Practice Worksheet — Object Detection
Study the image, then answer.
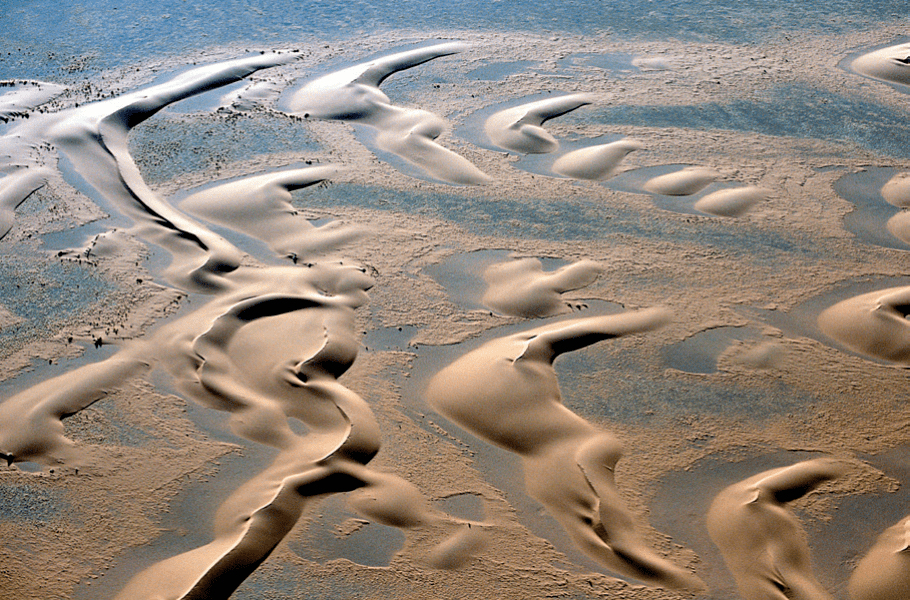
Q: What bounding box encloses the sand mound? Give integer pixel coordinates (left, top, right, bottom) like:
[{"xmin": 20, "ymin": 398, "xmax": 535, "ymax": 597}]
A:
[
  {"xmin": 881, "ymin": 172, "xmax": 910, "ymax": 208},
  {"xmin": 551, "ymin": 138, "xmax": 644, "ymax": 181},
  {"xmin": 849, "ymin": 515, "xmax": 910, "ymax": 600},
  {"xmin": 707, "ymin": 458, "xmax": 846, "ymax": 600},
  {"xmin": 632, "ymin": 57, "xmax": 673, "ymax": 71},
  {"xmin": 286, "ymin": 43, "xmax": 490, "ymax": 185},
  {"xmin": 484, "ymin": 93, "xmax": 594, "ymax": 154},
  {"xmin": 481, "ymin": 258, "xmax": 602, "ymax": 317},
  {"xmin": 694, "ymin": 186, "xmax": 767, "ymax": 217},
  {"xmin": 851, "ymin": 42, "xmax": 910, "ymax": 87},
  {"xmin": 817, "ymin": 286, "xmax": 910, "ymax": 364},
  {"xmin": 886, "ymin": 211, "xmax": 910, "ymax": 246},
  {"xmin": 643, "ymin": 166, "xmax": 720, "ymax": 196},
  {"xmin": 426, "ymin": 309, "xmax": 704, "ymax": 591}
]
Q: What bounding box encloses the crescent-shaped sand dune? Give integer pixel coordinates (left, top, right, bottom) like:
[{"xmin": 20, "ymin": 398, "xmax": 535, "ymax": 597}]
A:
[
  {"xmin": 643, "ymin": 166, "xmax": 721, "ymax": 196},
  {"xmin": 551, "ymin": 138, "xmax": 644, "ymax": 181},
  {"xmin": 481, "ymin": 257, "xmax": 602, "ymax": 317},
  {"xmin": 484, "ymin": 93, "xmax": 595, "ymax": 154},
  {"xmin": 707, "ymin": 458, "xmax": 847, "ymax": 600},
  {"xmin": 849, "ymin": 515, "xmax": 910, "ymax": 600},
  {"xmin": 817, "ymin": 286, "xmax": 910, "ymax": 364},
  {"xmin": 694, "ymin": 186, "xmax": 767, "ymax": 217},
  {"xmin": 286, "ymin": 43, "xmax": 490, "ymax": 185},
  {"xmin": 850, "ymin": 42, "xmax": 910, "ymax": 87}
]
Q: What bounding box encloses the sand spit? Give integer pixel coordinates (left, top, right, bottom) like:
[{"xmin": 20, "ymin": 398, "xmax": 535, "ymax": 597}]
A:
[
  {"xmin": 642, "ymin": 166, "xmax": 721, "ymax": 196},
  {"xmin": 425, "ymin": 309, "xmax": 704, "ymax": 591},
  {"xmin": 0, "ymin": 51, "xmax": 299, "ymax": 291},
  {"xmin": 817, "ymin": 286, "xmax": 910, "ymax": 364},
  {"xmin": 286, "ymin": 43, "xmax": 490, "ymax": 185},
  {"xmin": 850, "ymin": 42, "xmax": 910, "ymax": 87},
  {"xmin": 881, "ymin": 172, "xmax": 910, "ymax": 208},
  {"xmin": 481, "ymin": 257, "xmax": 602, "ymax": 317},
  {"xmin": 693, "ymin": 186, "xmax": 767, "ymax": 217},
  {"xmin": 179, "ymin": 166, "xmax": 363, "ymax": 261},
  {"xmin": 483, "ymin": 93, "xmax": 594, "ymax": 154},
  {"xmin": 551, "ymin": 138, "xmax": 644, "ymax": 181},
  {"xmin": 848, "ymin": 515, "xmax": 910, "ymax": 600},
  {"xmin": 707, "ymin": 458, "xmax": 847, "ymax": 600}
]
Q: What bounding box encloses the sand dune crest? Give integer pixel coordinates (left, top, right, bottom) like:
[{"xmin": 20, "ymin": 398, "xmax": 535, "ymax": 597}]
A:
[
  {"xmin": 484, "ymin": 93, "xmax": 594, "ymax": 154},
  {"xmin": 643, "ymin": 166, "xmax": 720, "ymax": 196},
  {"xmin": 551, "ymin": 138, "xmax": 644, "ymax": 181},
  {"xmin": 817, "ymin": 286, "xmax": 910, "ymax": 364},
  {"xmin": 481, "ymin": 257, "xmax": 602, "ymax": 317}
]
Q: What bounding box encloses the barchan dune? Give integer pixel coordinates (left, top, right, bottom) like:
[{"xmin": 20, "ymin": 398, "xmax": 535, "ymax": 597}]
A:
[
  {"xmin": 707, "ymin": 458, "xmax": 847, "ymax": 600},
  {"xmin": 286, "ymin": 42, "xmax": 490, "ymax": 185},
  {"xmin": 484, "ymin": 93, "xmax": 594, "ymax": 154},
  {"xmin": 849, "ymin": 515, "xmax": 910, "ymax": 600},
  {"xmin": 881, "ymin": 172, "xmax": 910, "ymax": 208},
  {"xmin": 694, "ymin": 186, "xmax": 767, "ymax": 217},
  {"xmin": 850, "ymin": 42, "xmax": 910, "ymax": 87},
  {"xmin": 551, "ymin": 138, "xmax": 644, "ymax": 181},
  {"xmin": 643, "ymin": 166, "xmax": 720, "ymax": 196},
  {"xmin": 817, "ymin": 286, "xmax": 910, "ymax": 364},
  {"xmin": 481, "ymin": 257, "xmax": 602, "ymax": 317},
  {"xmin": 425, "ymin": 308, "xmax": 704, "ymax": 591}
]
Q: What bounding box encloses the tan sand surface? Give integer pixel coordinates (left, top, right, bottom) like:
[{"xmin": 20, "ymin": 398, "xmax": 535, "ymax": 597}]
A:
[
  {"xmin": 484, "ymin": 93, "xmax": 594, "ymax": 154},
  {"xmin": 850, "ymin": 42, "xmax": 910, "ymax": 87},
  {"xmin": 848, "ymin": 516, "xmax": 910, "ymax": 600},
  {"xmin": 551, "ymin": 139, "xmax": 644, "ymax": 181},
  {"xmin": 481, "ymin": 257, "xmax": 602, "ymax": 317},
  {"xmin": 817, "ymin": 286, "xmax": 910, "ymax": 364},
  {"xmin": 881, "ymin": 172, "xmax": 910, "ymax": 208},
  {"xmin": 693, "ymin": 186, "xmax": 767, "ymax": 217},
  {"xmin": 643, "ymin": 166, "xmax": 721, "ymax": 196}
]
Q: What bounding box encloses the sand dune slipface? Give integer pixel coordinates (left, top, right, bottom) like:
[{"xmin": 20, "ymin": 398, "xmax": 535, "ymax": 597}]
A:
[
  {"xmin": 693, "ymin": 186, "xmax": 767, "ymax": 217},
  {"xmin": 286, "ymin": 43, "xmax": 490, "ymax": 185},
  {"xmin": 643, "ymin": 166, "xmax": 720, "ymax": 196},
  {"xmin": 481, "ymin": 257, "xmax": 602, "ymax": 317},
  {"xmin": 707, "ymin": 459, "xmax": 847, "ymax": 600},
  {"xmin": 881, "ymin": 173, "xmax": 910, "ymax": 208},
  {"xmin": 179, "ymin": 166, "xmax": 363, "ymax": 261},
  {"xmin": 551, "ymin": 138, "xmax": 644, "ymax": 181},
  {"xmin": 848, "ymin": 515, "xmax": 910, "ymax": 600},
  {"xmin": 817, "ymin": 286, "xmax": 910, "ymax": 364},
  {"xmin": 851, "ymin": 42, "xmax": 910, "ymax": 87},
  {"xmin": 425, "ymin": 309, "xmax": 704, "ymax": 591},
  {"xmin": 484, "ymin": 93, "xmax": 594, "ymax": 154}
]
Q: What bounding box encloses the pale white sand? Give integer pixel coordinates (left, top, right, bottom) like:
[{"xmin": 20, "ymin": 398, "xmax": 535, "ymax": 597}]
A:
[
  {"xmin": 481, "ymin": 257, "xmax": 601, "ymax": 317},
  {"xmin": 484, "ymin": 93, "xmax": 594, "ymax": 154},
  {"xmin": 707, "ymin": 459, "xmax": 847, "ymax": 600},
  {"xmin": 881, "ymin": 172, "xmax": 910, "ymax": 208},
  {"xmin": 885, "ymin": 210, "xmax": 910, "ymax": 245},
  {"xmin": 850, "ymin": 42, "xmax": 910, "ymax": 87},
  {"xmin": 642, "ymin": 166, "xmax": 720, "ymax": 196},
  {"xmin": 817, "ymin": 286, "xmax": 910, "ymax": 364},
  {"xmin": 693, "ymin": 186, "xmax": 767, "ymax": 217},
  {"xmin": 551, "ymin": 138, "xmax": 644, "ymax": 181},
  {"xmin": 286, "ymin": 43, "xmax": 490, "ymax": 185}
]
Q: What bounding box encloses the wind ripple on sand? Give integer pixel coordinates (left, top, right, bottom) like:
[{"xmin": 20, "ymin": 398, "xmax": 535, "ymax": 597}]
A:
[
  {"xmin": 851, "ymin": 42, "xmax": 910, "ymax": 87},
  {"xmin": 707, "ymin": 458, "xmax": 847, "ymax": 600},
  {"xmin": 817, "ymin": 286, "xmax": 910, "ymax": 364},
  {"xmin": 425, "ymin": 309, "xmax": 705, "ymax": 591},
  {"xmin": 481, "ymin": 257, "xmax": 602, "ymax": 317},
  {"xmin": 551, "ymin": 138, "xmax": 643, "ymax": 181},
  {"xmin": 286, "ymin": 42, "xmax": 490, "ymax": 185},
  {"xmin": 484, "ymin": 93, "xmax": 594, "ymax": 154},
  {"xmin": 849, "ymin": 515, "xmax": 910, "ymax": 600},
  {"xmin": 643, "ymin": 166, "xmax": 720, "ymax": 196}
]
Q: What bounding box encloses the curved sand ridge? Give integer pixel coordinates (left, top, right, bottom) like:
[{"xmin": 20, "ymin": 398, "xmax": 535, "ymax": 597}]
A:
[
  {"xmin": 707, "ymin": 459, "xmax": 847, "ymax": 600},
  {"xmin": 850, "ymin": 42, "xmax": 910, "ymax": 87},
  {"xmin": 643, "ymin": 166, "xmax": 721, "ymax": 196},
  {"xmin": 881, "ymin": 172, "xmax": 910, "ymax": 208},
  {"xmin": 0, "ymin": 51, "xmax": 300, "ymax": 291},
  {"xmin": 481, "ymin": 257, "xmax": 602, "ymax": 317},
  {"xmin": 484, "ymin": 93, "xmax": 594, "ymax": 154},
  {"xmin": 286, "ymin": 43, "xmax": 490, "ymax": 185},
  {"xmin": 551, "ymin": 138, "xmax": 644, "ymax": 181},
  {"xmin": 849, "ymin": 515, "xmax": 910, "ymax": 600},
  {"xmin": 817, "ymin": 286, "xmax": 910, "ymax": 364},
  {"xmin": 425, "ymin": 308, "xmax": 705, "ymax": 591},
  {"xmin": 694, "ymin": 186, "xmax": 767, "ymax": 217},
  {"xmin": 180, "ymin": 166, "xmax": 364, "ymax": 262}
]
